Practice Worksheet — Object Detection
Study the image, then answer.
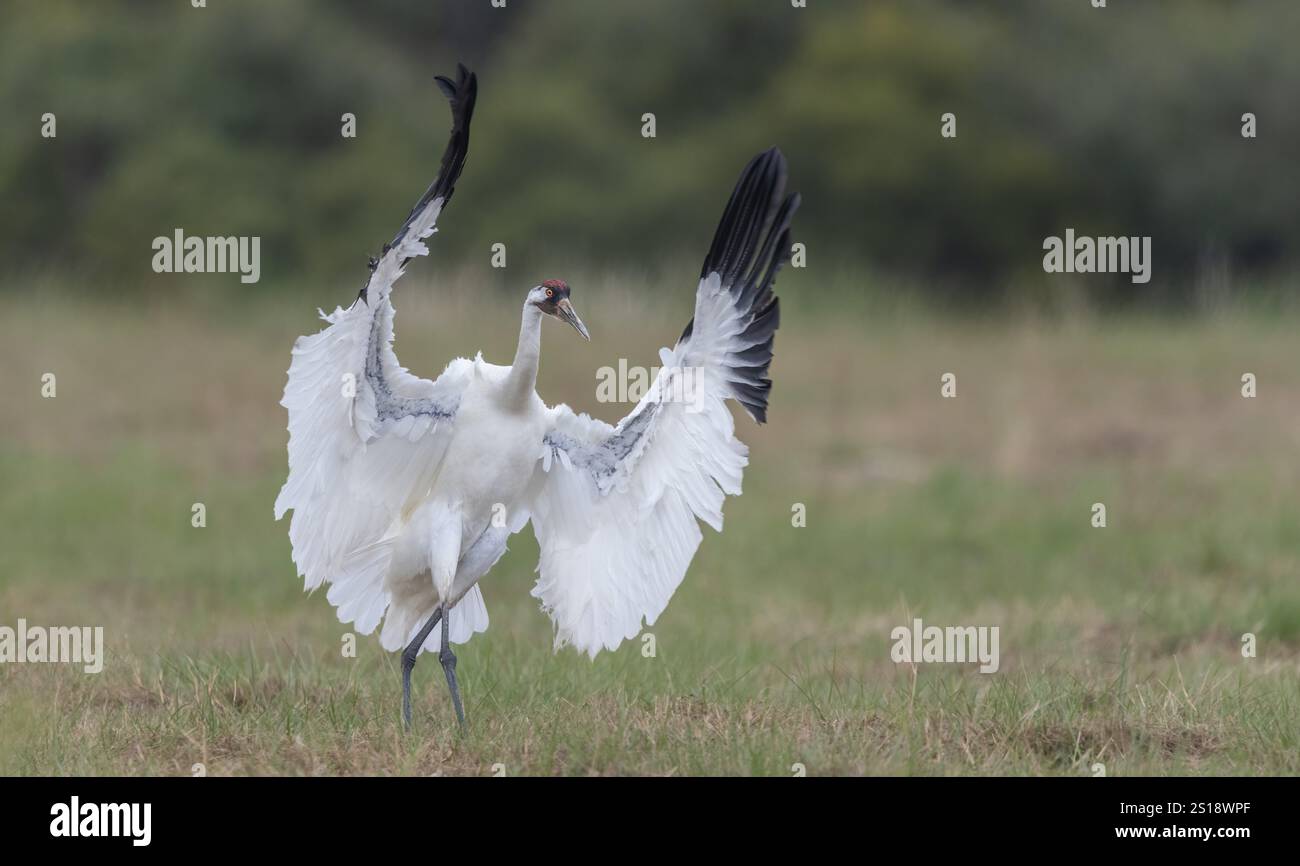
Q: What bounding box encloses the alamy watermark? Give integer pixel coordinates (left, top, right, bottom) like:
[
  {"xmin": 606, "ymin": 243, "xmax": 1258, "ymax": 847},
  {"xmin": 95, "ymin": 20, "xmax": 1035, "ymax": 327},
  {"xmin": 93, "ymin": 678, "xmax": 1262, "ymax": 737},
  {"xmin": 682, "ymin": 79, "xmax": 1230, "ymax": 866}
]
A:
[
  {"xmin": 891, "ymin": 617, "xmax": 999, "ymax": 674},
  {"xmin": 1043, "ymin": 229, "xmax": 1151, "ymax": 284},
  {"xmin": 152, "ymin": 229, "xmax": 260, "ymax": 284},
  {"xmin": 596, "ymin": 360, "xmax": 706, "ymax": 413},
  {"xmin": 0, "ymin": 618, "xmax": 104, "ymax": 673},
  {"xmin": 50, "ymin": 797, "xmax": 150, "ymax": 847}
]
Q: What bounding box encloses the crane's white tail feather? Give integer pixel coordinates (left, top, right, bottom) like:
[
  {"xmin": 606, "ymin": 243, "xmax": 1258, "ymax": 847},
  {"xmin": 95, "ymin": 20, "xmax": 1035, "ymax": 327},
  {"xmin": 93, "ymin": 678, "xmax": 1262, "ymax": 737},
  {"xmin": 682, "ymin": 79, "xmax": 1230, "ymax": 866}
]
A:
[
  {"xmin": 313, "ymin": 529, "xmax": 490, "ymax": 657},
  {"xmin": 323, "ymin": 530, "xmax": 490, "ymax": 650},
  {"xmin": 379, "ymin": 580, "xmax": 489, "ymax": 652}
]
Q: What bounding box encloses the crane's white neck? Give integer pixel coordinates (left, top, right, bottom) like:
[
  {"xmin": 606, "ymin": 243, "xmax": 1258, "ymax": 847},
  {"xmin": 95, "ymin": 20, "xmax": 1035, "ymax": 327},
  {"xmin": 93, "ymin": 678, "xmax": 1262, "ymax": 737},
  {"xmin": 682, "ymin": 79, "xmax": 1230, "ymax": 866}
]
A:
[{"xmin": 503, "ymin": 299, "xmax": 543, "ymax": 408}]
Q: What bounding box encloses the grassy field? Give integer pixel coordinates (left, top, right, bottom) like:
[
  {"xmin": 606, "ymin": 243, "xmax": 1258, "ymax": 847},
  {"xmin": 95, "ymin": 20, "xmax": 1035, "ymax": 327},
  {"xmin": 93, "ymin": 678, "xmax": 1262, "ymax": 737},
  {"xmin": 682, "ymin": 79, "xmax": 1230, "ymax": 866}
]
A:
[{"xmin": 1, "ymin": 275, "xmax": 1299, "ymax": 775}]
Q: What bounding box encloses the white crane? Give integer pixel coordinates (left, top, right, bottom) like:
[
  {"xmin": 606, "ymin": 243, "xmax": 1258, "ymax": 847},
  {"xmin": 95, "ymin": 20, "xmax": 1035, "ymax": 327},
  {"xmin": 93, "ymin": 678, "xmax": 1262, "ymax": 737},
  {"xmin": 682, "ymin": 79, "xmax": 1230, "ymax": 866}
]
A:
[{"xmin": 275, "ymin": 65, "xmax": 799, "ymax": 728}]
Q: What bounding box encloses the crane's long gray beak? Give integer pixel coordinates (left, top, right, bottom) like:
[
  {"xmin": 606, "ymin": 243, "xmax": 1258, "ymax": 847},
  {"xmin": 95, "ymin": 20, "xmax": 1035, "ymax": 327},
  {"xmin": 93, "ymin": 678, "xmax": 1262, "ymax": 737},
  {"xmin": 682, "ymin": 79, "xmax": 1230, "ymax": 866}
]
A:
[{"xmin": 556, "ymin": 298, "xmax": 590, "ymax": 341}]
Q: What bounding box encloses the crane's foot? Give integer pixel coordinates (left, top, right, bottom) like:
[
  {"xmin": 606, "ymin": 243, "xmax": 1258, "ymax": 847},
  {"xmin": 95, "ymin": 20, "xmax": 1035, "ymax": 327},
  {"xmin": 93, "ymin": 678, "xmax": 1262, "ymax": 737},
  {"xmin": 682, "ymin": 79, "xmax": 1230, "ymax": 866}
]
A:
[
  {"xmin": 440, "ymin": 645, "xmax": 466, "ymax": 729},
  {"xmin": 400, "ymin": 606, "xmax": 444, "ymax": 731},
  {"xmin": 439, "ymin": 601, "xmax": 466, "ymax": 729},
  {"xmin": 401, "ymin": 648, "xmax": 416, "ymax": 730}
]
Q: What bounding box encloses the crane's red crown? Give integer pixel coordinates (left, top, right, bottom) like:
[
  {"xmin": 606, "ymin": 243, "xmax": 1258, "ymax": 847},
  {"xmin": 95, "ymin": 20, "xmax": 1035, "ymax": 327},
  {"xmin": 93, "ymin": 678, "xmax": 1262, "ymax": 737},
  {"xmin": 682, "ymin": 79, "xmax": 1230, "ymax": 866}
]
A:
[{"xmin": 540, "ymin": 279, "xmax": 569, "ymax": 292}]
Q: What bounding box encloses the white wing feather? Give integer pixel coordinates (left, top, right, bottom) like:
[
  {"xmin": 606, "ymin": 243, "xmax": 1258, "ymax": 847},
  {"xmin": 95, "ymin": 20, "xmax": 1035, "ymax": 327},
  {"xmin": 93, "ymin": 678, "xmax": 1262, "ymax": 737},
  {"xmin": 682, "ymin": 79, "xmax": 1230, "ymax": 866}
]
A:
[
  {"xmin": 529, "ymin": 149, "xmax": 798, "ymax": 657},
  {"xmin": 275, "ymin": 66, "xmax": 481, "ymax": 650},
  {"xmin": 530, "ymin": 287, "xmax": 748, "ymax": 657},
  {"xmin": 273, "ymin": 284, "xmax": 471, "ymax": 613}
]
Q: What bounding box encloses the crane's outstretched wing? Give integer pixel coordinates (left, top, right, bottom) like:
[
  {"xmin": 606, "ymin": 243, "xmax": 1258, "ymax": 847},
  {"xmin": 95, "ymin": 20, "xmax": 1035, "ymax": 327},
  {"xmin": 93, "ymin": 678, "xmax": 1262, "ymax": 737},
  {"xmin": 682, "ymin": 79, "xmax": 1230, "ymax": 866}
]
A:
[
  {"xmin": 275, "ymin": 66, "xmax": 481, "ymax": 640},
  {"xmin": 529, "ymin": 148, "xmax": 799, "ymax": 657}
]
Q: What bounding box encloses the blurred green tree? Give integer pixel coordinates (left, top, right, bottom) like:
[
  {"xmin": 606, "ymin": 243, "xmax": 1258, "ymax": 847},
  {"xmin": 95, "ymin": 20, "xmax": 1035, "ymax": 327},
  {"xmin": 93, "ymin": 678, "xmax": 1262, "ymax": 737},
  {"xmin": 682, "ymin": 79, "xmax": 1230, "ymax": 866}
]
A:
[{"xmin": 1, "ymin": 0, "xmax": 1296, "ymax": 303}]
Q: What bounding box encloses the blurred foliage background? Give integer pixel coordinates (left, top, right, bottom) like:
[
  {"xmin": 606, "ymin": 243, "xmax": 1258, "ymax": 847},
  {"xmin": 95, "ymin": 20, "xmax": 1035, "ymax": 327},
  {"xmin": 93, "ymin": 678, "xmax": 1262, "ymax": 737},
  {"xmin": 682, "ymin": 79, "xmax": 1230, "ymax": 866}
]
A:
[
  {"xmin": 1, "ymin": 0, "xmax": 1297, "ymax": 306},
  {"xmin": 4, "ymin": 1, "xmax": 1300, "ymax": 776}
]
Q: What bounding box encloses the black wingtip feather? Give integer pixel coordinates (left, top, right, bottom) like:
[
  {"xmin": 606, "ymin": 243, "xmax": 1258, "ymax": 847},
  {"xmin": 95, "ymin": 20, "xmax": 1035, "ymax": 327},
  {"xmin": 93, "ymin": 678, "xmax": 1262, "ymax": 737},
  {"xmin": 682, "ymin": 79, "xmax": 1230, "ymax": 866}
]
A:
[
  {"xmin": 701, "ymin": 148, "xmax": 783, "ymax": 284},
  {"xmin": 689, "ymin": 149, "xmax": 798, "ymax": 425},
  {"xmin": 422, "ymin": 63, "xmax": 476, "ymax": 216},
  {"xmin": 389, "ymin": 64, "xmax": 477, "ymax": 263},
  {"xmin": 362, "ymin": 67, "xmax": 477, "ymax": 302}
]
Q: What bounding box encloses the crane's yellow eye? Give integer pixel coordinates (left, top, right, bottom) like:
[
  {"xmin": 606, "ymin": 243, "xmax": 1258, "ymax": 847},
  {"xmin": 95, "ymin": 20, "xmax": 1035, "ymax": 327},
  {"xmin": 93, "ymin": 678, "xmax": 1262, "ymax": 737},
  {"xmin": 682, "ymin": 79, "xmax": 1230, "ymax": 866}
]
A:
[{"xmin": 545, "ymin": 288, "xmax": 554, "ymax": 298}]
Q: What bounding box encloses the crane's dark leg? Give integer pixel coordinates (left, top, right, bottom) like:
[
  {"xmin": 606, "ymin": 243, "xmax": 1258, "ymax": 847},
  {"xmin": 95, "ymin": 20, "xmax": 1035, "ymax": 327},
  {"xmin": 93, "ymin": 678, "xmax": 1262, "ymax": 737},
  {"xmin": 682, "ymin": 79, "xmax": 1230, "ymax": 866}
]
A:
[
  {"xmin": 439, "ymin": 602, "xmax": 466, "ymax": 728},
  {"xmin": 401, "ymin": 606, "xmax": 443, "ymax": 730}
]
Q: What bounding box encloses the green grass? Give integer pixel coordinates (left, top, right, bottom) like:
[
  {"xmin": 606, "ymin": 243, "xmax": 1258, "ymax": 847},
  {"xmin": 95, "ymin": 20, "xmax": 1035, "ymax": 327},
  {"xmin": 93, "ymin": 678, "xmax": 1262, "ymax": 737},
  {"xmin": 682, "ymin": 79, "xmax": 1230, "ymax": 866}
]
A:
[{"xmin": 2, "ymin": 281, "xmax": 1299, "ymax": 775}]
